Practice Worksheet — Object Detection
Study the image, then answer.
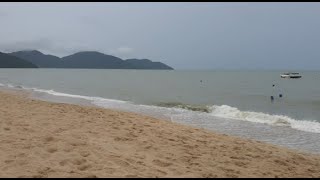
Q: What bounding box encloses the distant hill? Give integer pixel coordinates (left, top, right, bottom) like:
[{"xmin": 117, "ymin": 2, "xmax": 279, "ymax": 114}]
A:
[
  {"xmin": 9, "ymin": 50, "xmax": 62, "ymax": 68},
  {"xmin": 0, "ymin": 52, "xmax": 38, "ymax": 68},
  {"xmin": 61, "ymin": 51, "xmax": 127, "ymax": 69},
  {"xmin": 125, "ymin": 59, "xmax": 174, "ymax": 70},
  {"xmin": 9, "ymin": 50, "xmax": 174, "ymax": 70}
]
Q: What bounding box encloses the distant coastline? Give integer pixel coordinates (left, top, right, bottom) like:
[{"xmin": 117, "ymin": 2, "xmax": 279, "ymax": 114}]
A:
[{"xmin": 0, "ymin": 50, "xmax": 174, "ymax": 70}]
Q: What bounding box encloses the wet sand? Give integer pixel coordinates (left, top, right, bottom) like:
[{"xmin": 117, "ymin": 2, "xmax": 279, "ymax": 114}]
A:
[{"xmin": 0, "ymin": 89, "xmax": 320, "ymax": 178}]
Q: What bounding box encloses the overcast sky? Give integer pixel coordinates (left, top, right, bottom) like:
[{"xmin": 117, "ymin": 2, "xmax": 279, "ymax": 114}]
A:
[{"xmin": 0, "ymin": 2, "xmax": 320, "ymax": 70}]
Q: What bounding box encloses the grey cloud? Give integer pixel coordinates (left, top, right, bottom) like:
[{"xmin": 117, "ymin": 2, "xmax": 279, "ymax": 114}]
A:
[
  {"xmin": 0, "ymin": 39, "xmax": 133, "ymax": 59},
  {"xmin": 0, "ymin": 38, "xmax": 53, "ymax": 53},
  {"xmin": 0, "ymin": 10, "xmax": 7, "ymax": 17},
  {"xmin": 0, "ymin": 39, "xmax": 94, "ymax": 57},
  {"xmin": 0, "ymin": 3, "xmax": 320, "ymax": 69}
]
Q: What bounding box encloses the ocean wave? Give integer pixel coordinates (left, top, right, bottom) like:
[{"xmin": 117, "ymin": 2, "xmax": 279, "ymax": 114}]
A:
[
  {"xmin": 155, "ymin": 102, "xmax": 211, "ymax": 113},
  {"xmin": 28, "ymin": 87, "xmax": 129, "ymax": 104},
  {"xmin": 2, "ymin": 82, "xmax": 320, "ymax": 134},
  {"xmin": 209, "ymin": 105, "xmax": 320, "ymax": 133}
]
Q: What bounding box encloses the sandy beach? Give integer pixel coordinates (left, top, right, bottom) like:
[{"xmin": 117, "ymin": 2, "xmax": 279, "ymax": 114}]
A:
[{"xmin": 0, "ymin": 89, "xmax": 320, "ymax": 178}]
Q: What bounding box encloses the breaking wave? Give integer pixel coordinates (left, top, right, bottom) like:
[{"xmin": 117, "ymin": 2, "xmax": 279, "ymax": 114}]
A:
[{"xmin": 2, "ymin": 83, "xmax": 320, "ymax": 134}]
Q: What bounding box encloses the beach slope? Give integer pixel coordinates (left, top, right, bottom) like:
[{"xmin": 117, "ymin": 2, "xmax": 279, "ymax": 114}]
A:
[{"xmin": 0, "ymin": 90, "xmax": 319, "ymax": 178}]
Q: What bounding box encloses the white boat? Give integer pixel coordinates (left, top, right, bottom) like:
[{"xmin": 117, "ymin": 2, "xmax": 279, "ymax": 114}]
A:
[{"xmin": 280, "ymin": 72, "xmax": 302, "ymax": 79}]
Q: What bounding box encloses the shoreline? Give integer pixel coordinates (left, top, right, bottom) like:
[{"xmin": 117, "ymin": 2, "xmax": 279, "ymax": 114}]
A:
[
  {"xmin": 21, "ymin": 86, "xmax": 320, "ymax": 155},
  {"xmin": 0, "ymin": 89, "xmax": 320, "ymax": 177}
]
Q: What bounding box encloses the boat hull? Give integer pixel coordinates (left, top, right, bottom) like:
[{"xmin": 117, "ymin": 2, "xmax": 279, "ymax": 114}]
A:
[
  {"xmin": 289, "ymin": 76, "xmax": 302, "ymax": 79},
  {"xmin": 281, "ymin": 75, "xmax": 301, "ymax": 79}
]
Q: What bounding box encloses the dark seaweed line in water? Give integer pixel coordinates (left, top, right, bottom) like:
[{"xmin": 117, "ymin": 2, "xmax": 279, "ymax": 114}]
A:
[{"xmin": 155, "ymin": 102, "xmax": 211, "ymax": 113}]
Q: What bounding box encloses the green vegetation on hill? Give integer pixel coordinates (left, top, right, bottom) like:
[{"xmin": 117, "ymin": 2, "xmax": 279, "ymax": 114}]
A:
[
  {"xmin": 8, "ymin": 50, "xmax": 174, "ymax": 70},
  {"xmin": 0, "ymin": 52, "xmax": 38, "ymax": 68}
]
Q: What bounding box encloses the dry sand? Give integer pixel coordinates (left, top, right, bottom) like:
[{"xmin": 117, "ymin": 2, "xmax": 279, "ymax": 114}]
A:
[{"xmin": 0, "ymin": 89, "xmax": 320, "ymax": 178}]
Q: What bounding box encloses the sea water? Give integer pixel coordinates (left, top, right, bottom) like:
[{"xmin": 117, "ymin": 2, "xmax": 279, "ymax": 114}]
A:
[{"xmin": 0, "ymin": 69, "xmax": 319, "ymax": 154}]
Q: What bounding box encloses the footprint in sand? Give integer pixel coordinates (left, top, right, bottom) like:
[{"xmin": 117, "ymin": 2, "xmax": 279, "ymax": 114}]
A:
[
  {"xmin": 103, "ymin": 167, "xmax": 117, "ymax": 174},
  {"xmin": 4, "ymin": 127, "xmax": 10, "ymax": 130},
  {"xmin": 114, "ymin": 137, "xmax": 133, "ymax": 142},
  {"xmin": 59, "ymin": 157, "xmax": 86, "ymax": 167},
  {"xmin": 43, "ymin": 136, "xmax": 55, "ymax": 143},
  {"xmin": 71, "ymin": 157, "xmax": 91, "ymax": 171},
  {"xmin": 4, "ymin": 159, "xmax": 14, "ymax": 164},
  {"xmin": 78, "ymin": 164, "xmax": 92, "ymax": 171},
  {"xmin": 79, "ymin": 151, "xmax": 90, "ymax": 157},
  {"xmin": 59, "ymin": 159, "xmax": 68, "ymax": 166},
  {"xmin": 114, "ymin": 159, "xmax": 131, "ymax": 167},
  {"xmin": 152, "ymin": 159, "xmax": 172, "ymax": 167},
  {"xmin": 154, "ymin": 169, "xmax": 168, "ymax": 177},
  {"xmin": 70, "ymin": 139, "xmax": 87, "ymax": 146},
  {"xmin": 71, "ymin": 158, "xmax": 87, "ymax": 165},
  {"xmin": 46, "ymin": 147, "xmax": 58, "ymax": 153}
]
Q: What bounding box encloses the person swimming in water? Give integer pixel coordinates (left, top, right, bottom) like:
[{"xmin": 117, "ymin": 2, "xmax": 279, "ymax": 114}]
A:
[{"xmin": 271, "ymin": 84, "xmax": 283, "ymax": 100}]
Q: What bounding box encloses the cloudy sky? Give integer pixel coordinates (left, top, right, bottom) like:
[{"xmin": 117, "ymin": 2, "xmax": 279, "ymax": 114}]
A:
[{"xmin": 0, "ymin": 2, "xmax": 320, "ymax": 70}]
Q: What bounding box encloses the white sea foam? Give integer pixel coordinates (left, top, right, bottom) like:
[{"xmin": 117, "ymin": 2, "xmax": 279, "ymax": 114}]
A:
[
  {"xmin": 7, "ymin": 84, "xmax": 15, "ymax": 88},
  {"xmin": 29, "ymin": 87, "xmax": 128, "ymax": 104},
  {"xmin": 209, "ymin": 105, "xmax": 320, "ymax": 133}
]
